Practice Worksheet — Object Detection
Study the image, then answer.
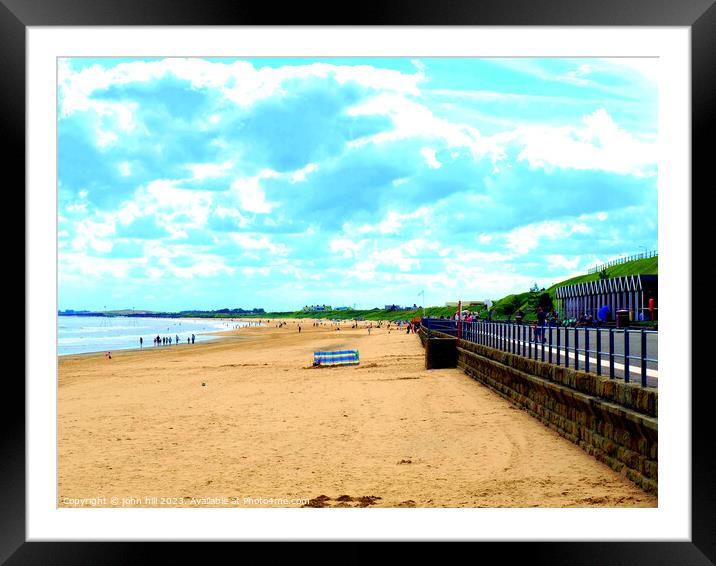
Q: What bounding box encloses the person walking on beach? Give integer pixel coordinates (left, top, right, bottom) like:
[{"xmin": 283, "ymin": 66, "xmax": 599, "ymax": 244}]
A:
[
  {"xmin": 191, "ymin": 334, "xmax": 195, "ymax": 344},
  {"xmin": 140, "ymin": 337, "xmax": 143, "ymax": 348},
  {"xmin": 176, "ymin": 334, "xmax": 179, "ymax": 345}
]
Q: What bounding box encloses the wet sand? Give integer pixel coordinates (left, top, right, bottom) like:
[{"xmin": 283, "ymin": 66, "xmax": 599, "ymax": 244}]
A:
[{"xmin": 58, "ymin": 319, "xmax": 657, "ymax": 508}]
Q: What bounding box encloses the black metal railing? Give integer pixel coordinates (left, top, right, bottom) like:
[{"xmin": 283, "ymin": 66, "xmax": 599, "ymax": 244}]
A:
[
  {"xmin": 586, "ymin": 250, "xmax": 657, "ymax": 274},
  {"xmin": 421, "ymin": 318, "xmax": 658, "ymax": 388}
]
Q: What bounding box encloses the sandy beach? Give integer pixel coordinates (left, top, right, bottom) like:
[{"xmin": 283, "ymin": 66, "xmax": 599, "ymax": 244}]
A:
[{"xmin": 58, "ymin": 319, "xmax": 657, "ymax": 508}]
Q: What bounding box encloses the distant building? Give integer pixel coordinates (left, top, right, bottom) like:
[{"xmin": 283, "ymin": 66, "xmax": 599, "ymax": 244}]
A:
[{"xmin": 555, "ymin": 275, "xmax": 658, "ymax": 321}]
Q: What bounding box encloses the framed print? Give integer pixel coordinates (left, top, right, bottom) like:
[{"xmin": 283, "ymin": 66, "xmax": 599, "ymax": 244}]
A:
[{"xmin": 9, "ymin": 0, "xmax": 714, "ymax": 561}]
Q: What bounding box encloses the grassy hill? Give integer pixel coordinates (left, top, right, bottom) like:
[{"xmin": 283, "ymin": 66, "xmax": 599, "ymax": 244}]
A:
[
  {"xmin": 546, "ymin": 256, "xmax": 658, "ymax": 290},
  {"xmin": 490, "ymin": 255, "xmax": 658, "ymax": 321},
  {"xmin": 243, "ymin": 255, "xmax": 658, "ymax": 322}
]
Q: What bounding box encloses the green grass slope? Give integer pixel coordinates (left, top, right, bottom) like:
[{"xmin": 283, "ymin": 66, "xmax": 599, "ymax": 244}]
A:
[{"xmin": 189, "ymin": 256, "xmax": 659, "ymax": 323}]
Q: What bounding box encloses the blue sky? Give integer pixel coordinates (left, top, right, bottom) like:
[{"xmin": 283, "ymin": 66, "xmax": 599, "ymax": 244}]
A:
[{"xmin": 58, "ymin": 57, "xmax": 658, "ymax": 311}]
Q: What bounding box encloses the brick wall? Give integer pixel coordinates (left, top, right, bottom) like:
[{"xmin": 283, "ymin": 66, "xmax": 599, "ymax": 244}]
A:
[{"xmin": 418, "ymin": 327, "xmax": 657, "ymax": 494}]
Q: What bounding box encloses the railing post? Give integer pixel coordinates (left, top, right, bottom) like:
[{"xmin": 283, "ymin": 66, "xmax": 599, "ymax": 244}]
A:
[
  {"xmin": 596, "ymin": 328, "xmax": 602, "ymax": 376},
  {"xmin": 528, "ymin": 326, "xmax": 532, "ymax": 359},
  {"xmin": 574, "ymin": 327, "xmax": 580, "ymax": 371},
  {"xmin": 641, "ymin": 329, "xmax": 647, "ymax": 387},
  {"xmin": 584, "ymin": 327, "xmax": 590, "ymax": 373},
  {"xmin": 564, "ymin": 327, "xmax": 569, "ymax": 368},
  {"xmin": 548, "ymin": 325, "xmax": 553, "ymax": 364},
  {"xmin": 623, "ymin": 328, "xmax": 630, "ymax": 383},
  {"xmin": 609, "ymin": 328, "xmax": 615, "ymax": 379},
  {"xmin": 556, "ymin": 326, "xmax": 561, "ymax": 365}
]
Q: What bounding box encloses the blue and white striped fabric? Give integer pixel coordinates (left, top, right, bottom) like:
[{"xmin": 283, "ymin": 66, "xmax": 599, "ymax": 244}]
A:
[{"xmin": 313, "ymin": 350, "xmax": 360, "ymax": 366}]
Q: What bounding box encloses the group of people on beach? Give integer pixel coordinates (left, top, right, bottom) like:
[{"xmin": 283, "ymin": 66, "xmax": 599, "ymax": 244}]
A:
[{"xmin": 147, "ymin": 334, "xmax": 195, "ymax": 347}]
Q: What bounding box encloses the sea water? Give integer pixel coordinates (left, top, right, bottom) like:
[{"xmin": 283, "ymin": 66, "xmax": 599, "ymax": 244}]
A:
[{"xmin": 58, "ymin": 316, "xmax": 258, "ymax": 356}]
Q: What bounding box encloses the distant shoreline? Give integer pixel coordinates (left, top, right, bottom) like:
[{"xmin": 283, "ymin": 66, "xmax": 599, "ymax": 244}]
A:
[{"xmin": 57, "ymin": 316, "xmax": 262, "ymax": 357}]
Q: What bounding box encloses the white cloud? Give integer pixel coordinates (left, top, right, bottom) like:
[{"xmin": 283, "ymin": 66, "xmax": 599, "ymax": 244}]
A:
[
  {"xmin": 346, "ymin": 93, "xmax": 499, "ymax": 162},
  {"xmin": 60, "ymin": 252, "xmax": 140, "ymax": 279},
  {"xmin": 168, "ymin": 256, "xmax": 235, "ymax": 279},
  {"xmin": 545, "ymin": 254, "xmax": 581, "ymax": 271},
  {"xmin": 348, "ymin": 207, "xmax": 432, "ymax": 236},
  {"xmin": 243, "ymin": 266, "xmax": 271, "ymax": 277},
  {"xmin": 347, "ymin": 95, "xmax": 653, "ymax": 177},
  {"xmin": 502, "ymin": 220, "xmax": 591, "ymax": 254},
  {"xmin": 512, "ymin": 108, "xmax": 656, "ymax": 176},
  {"xmin": 65, "ymin": 202, "xmax": 89, "ymax": 214},
  {"xmin": 421, "ymin": 147, "xmax": 442, "ymax": 169},
  {"xmin": 118, "ymin": 161, "xmax": 132, "ymax": 176},
  {"xmin": 290, "ymin": 162, "xmax": 319, "ymax": 183},
  {"xmin": 556, "ymin": 64, "xmax": 594, "ymax": 86},
  {"xmin": 59, "ymin": 58, "xmax": 424, "ymax": 117},
  {"xmin": 353, "ymin": 238, "xmax": 438, "ymax": 273},
  {"xmin": 184, "ymin": 160, "xmax": 233, "ymax": 181},
  {"xmin": 96, "ymin": 129, "xmax": 118, "ymax": 148},
  {"xmin": 230, "ymin": 233, "xmax": 288, "ymax": 256},
  {"xmin": 229, "ymin": 172, "xmax": 277, "ymax": 214},
  {"xmin": 214, "ymin": 205, "xmax": 250, "ymax": 228},
  {"xmin": 329, "ymin": 237, "xmax": 371, "ymax": 259}
]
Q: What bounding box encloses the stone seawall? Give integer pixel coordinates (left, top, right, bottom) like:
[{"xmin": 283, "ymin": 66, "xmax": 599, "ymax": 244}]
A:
[{"xmin": 418, "ymin": 327, "xmax": 657, "ymax": 494}]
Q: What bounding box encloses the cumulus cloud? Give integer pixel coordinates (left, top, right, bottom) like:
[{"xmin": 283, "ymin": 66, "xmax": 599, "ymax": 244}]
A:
[
  {"xmin": 512, "ymin": 108, "xmax": 656, "ymax": 176},
  {"xmin": 504, "ymin": 220, "xmax": 591, "ymax": 255},
  {"xmin": 57, "ymin": 57, "xmax": 657, "ymax": 310}
]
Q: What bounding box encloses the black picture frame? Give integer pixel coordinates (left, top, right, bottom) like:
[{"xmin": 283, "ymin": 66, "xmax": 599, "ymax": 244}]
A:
[{"xmin": 8, "ymin": 0, "xmax": 713, "ymax": 561}]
